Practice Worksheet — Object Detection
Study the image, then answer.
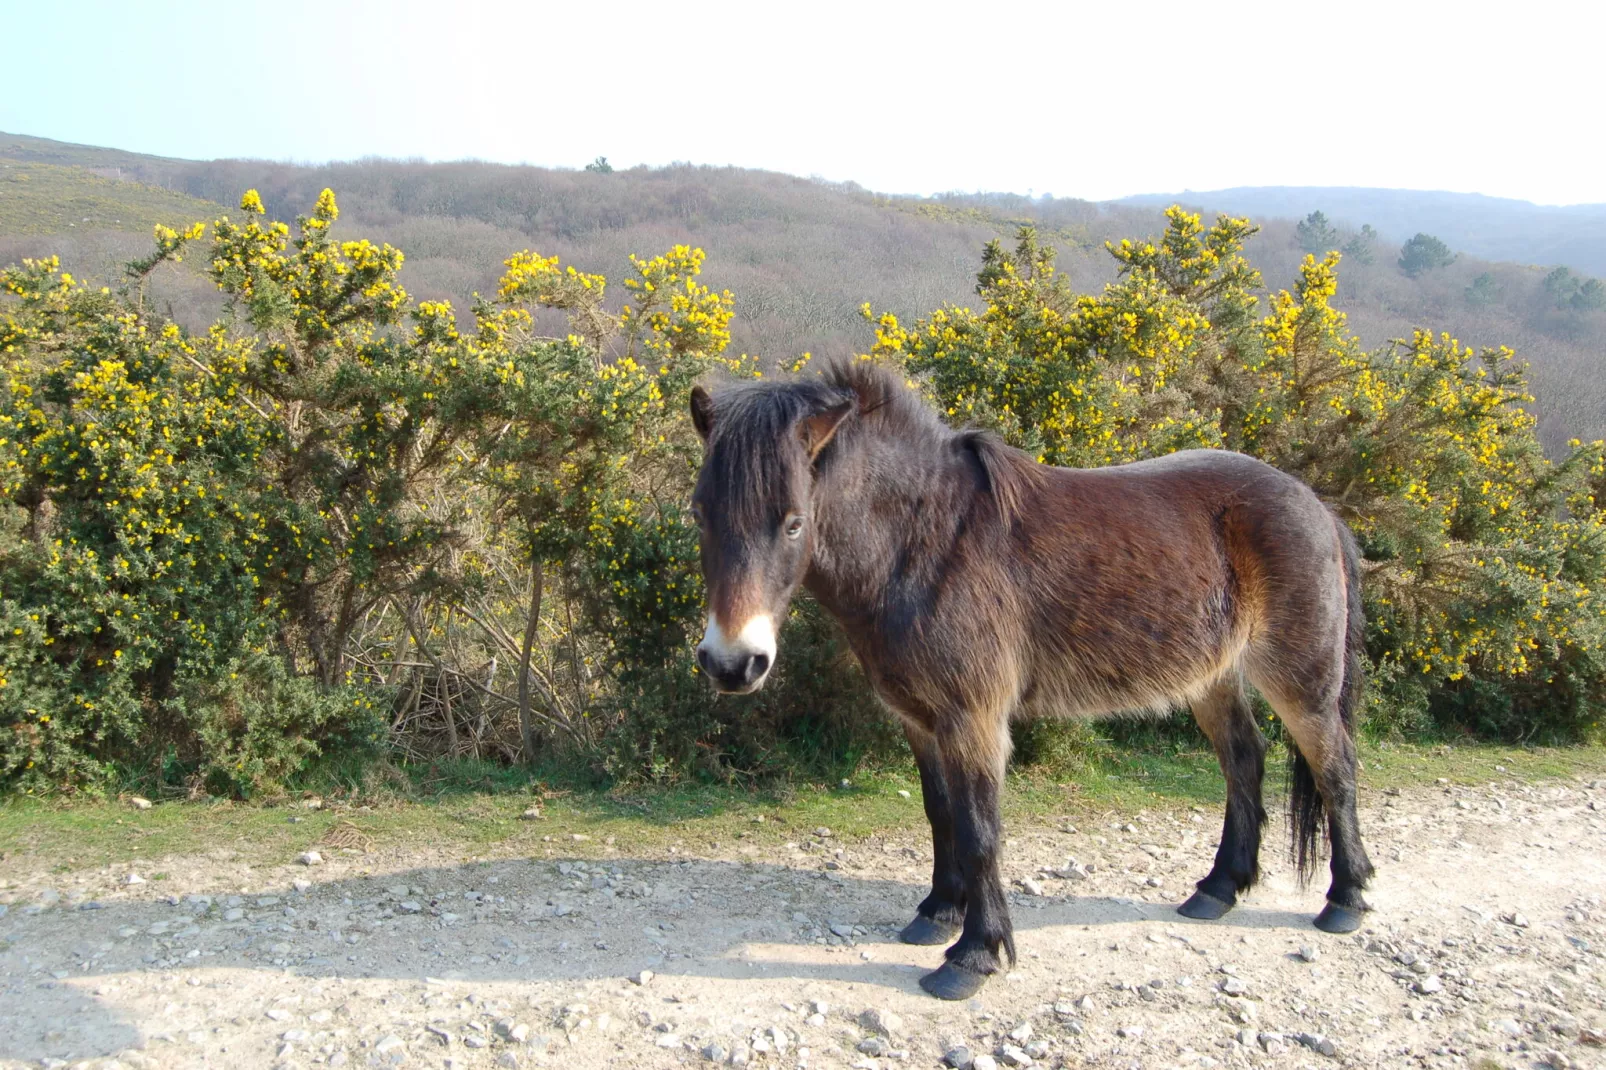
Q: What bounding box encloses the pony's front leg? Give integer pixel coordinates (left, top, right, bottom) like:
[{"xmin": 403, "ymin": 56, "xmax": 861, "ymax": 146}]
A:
[
  {"xmin": 901, "ymin": 723, "xmax": 965, "ymax": 945},
  {"xmin": 918, "ymin": 728, "xmax": 1015, "ymax": 1000}
]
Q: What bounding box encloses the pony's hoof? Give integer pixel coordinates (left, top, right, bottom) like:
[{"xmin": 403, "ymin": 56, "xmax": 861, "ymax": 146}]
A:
[
  {"xmin": 1313, "ymin": 901, "xmax": 1365, "ymax": 934},
  {"xmin": 919, "ymin": 961, "xmax": 989, "ymax": 1001},
  {"xmin": 900, "ymin": 914, "xmax": 959, "ymax": 946},
  {"xmin": 1177, "ymin": 890, "xmax": 1235, "ymax": 921}
]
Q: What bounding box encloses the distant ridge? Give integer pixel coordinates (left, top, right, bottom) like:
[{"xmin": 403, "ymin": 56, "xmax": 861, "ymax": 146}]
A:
[
  {"xmin": 4, "ymin": 131, "xmax": 1604, "ymax": 452},
  {"xmin": 1116, "ymin": 186, "xmax": 1606, "ymax": 276}
]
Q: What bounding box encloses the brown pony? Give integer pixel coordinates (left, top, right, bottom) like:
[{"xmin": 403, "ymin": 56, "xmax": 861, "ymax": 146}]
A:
[{"xmin": 688, "ymin": 359, "xmax": 1373, "ymax": 1000}]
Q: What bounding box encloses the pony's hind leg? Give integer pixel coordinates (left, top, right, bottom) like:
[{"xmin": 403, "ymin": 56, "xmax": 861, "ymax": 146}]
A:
[
  {"xmin": 1179, "ymin": 672, "xmax": 1268, "ymax": 921},
  {"xmin": 901, "ymin": 723, "xmax": 965, "ymax": 945},
  {"xmin": 1270, "ymin": 691, "xmax": 1375, "ymax": 933},
  {"xmin": 918, "ymin": 720, "xmax": 1015, "ymax": 1001}
]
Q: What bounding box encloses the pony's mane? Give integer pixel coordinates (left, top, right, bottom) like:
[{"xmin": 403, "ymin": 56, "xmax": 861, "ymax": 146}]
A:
[{"xmin": 704, "ymin": 358, "xmax": 1042, "ymax": 526}]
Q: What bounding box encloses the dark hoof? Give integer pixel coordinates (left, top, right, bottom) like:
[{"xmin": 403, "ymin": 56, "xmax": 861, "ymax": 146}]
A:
[
  {"xmin": 900, "ymin": 914, "xmax": 959, "ymax": 946},
  {"xmin": 918, "ymin": 961, "xmax": 989, "ymax": 1001},
  {"xmin": 1177, "ymin": 890, "xmax": 1235, "ymax": 921},
  {"xmin": 1313, "ymin": 901, "xmax": 1366, "ymax": 934}
]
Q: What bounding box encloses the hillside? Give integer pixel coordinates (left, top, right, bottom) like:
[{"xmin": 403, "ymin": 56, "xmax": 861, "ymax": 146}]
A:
[
  {"xmin": 0, "ymin": 161, "xmax": 227, "ymax": 235},
  {"xmin": 2, "ymin": 132, "xmax": 1603, "ymax": 451},
  {"xmin": 1119, "ymin": 186, "xmax": 1606, "ymax": 277}
]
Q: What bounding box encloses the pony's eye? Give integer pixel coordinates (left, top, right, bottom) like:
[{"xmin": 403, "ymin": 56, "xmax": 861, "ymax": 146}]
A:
[{"xmin": 784, "ymin": 515, "xmax": 805, "ymax": 539}]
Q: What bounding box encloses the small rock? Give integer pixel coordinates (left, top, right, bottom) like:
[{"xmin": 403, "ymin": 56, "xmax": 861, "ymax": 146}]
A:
[
  {"xmin": 1018, "ymin": 878, "xmax": 1044, "ymax": 897},
  {"xmin": 972, "ymin": 1057, "xmax": 999, "ymax": 1070},
  {"xmin": 857, "ymin": 1037, "xmax": 888, "ymax": 1056},
  {"xmin": 291, "ymin": 879, "xmax": 312, "ymax": 893},
  {"xmin": 130, "ymin": 796, "xmax": 152, "ymax": 810},
  {"xmin": 897, "ymin": 790, "xmax": 911, "ymax": 799},
  {"xmin": 1219, "ymin": 976, "xmax": 1249, "ymax": 997},
  {"xmin": 1414, "ymin": 975, "xmax": 1442, "ymax": 995},
  {"xmin": 1293, "ymin": 1032, "xmax": 1337, "ymax": 1058},
  {"xmin": 520, "ymin": 807, "xmax": 543, "ymax": 821},
  {"xmin": 999, "ymin": 1045, "xmax": 1033, "ymax": 1067},
  {"xmin": 223, "ymin": 908, "xmax": 245, "ymax": 921},
  {"xmin": 1488, "ymin": 1018, "xmax": 1522, "ymax": 1036},
  {"xmin": 944, "ymin": 1046, "xmax": 974, "ymax": 1070},
  {"xmin": 702, "ymin": 1043, "xmax": 727, "ymax": 1063},
  {"xmin": 630, "ymin": 969, "xmax": 654, "ymax": 986},
  {"xmin": 858, "ymin": 1008, "xmax": 903, "ymax": 1037},
  {"xmin": 397, "ymin": 900, "xmax": 422, "ymax": 914},
  {"xmin": 266, "ymin": 1009, "xmax": 292, "ymax": 1022},
  {"xmin": 1297, "ymin": 945, "xmax": 1320, "ymax": 963},
  {"xmin": 1007, "ymin": 1023, "xmax": 1033, "ymax": 1043},
  {"xmin": 124, "ymin": 873, "xmax": 146, "ymax": 886},
  {"xmin": 496, "ymin": 1054, "xmax": 518, "ymax": 1069},
  {"xmin": 296, "ymin": 850, "xmax": 323, "ymax": 866},
  {"xmin": 655, "ymin": 1033, "xmax": 681, "ymax": 1048},
  {"xmin": 810, "ymin": 1000, "xmax": 829, "ymax": 1015},
  {"xmin": 374, "ymin": 1035, "xmax": 405, "ymax": 1055},
  {"xmin": 1117, "ymin": 1026, "xmax": 1144, "ymax": 1039},
  {"xmin": 1578, "ymin": 1028, "xmax": 1605, "ymax": 1046}
]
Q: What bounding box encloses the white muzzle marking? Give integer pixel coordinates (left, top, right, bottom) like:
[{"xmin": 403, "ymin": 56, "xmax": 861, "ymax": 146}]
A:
[{"xmin": 700, "ymin": 612, "xmax": 777, "ymax": 665}]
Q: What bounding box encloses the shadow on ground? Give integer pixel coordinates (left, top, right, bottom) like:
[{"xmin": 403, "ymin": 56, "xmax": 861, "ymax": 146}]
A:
[{"xmin": 0, "ymin": 852, "xmax": 1324, "ymax": 1063}]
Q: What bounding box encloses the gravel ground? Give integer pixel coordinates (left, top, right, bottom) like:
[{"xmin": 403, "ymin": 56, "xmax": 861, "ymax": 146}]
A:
[{"xmin": 2, "ymin": 775, "xmax": 1603, "ymax": 1070}]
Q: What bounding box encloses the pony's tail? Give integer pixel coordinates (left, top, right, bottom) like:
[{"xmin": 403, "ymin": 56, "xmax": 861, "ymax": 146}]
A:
[{"xmin": 1289, "ymin": 517, "xmax": 1365, "ymax": 886}]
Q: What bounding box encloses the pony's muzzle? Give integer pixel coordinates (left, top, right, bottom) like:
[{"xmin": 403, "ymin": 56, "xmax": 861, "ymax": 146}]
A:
[
  {"xmin": 696, "ymin": 646, "xmax": 771, "ymax": 693},
  {"xmin": 697, "ymin": 613, "xmax": 776, "ymax": 694}
]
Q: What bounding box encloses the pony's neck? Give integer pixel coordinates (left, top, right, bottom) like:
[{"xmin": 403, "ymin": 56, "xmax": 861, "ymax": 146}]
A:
[{"xmin": 804, "ymin": 419, "xmax": 966, "ymax": 619}]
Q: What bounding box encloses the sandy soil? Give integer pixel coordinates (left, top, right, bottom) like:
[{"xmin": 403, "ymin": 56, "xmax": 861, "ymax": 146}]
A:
[{"xmin": 1, "ymin": 775, "xmax": 1603, "ymax": 1070}]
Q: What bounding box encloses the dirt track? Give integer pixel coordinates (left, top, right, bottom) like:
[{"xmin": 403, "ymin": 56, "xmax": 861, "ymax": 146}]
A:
[{"xmin": 2, "ymin": 774, "xmax": 1603, "ymax": 1070}]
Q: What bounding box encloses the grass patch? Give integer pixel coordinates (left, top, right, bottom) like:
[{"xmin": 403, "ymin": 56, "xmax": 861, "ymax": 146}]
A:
[
  {"xmin": 0, "ymin": 161, "xmax": 223, "ymax": 236},
  {"xmin": 2, "ymin": 738, "xmax": 1601, "ymax": 877}
]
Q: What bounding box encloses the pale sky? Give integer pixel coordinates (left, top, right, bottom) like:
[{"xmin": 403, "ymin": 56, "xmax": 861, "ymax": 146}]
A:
[{"xmin": 4, "ymin": 0, "xmax": 1601, "ymax": 205}]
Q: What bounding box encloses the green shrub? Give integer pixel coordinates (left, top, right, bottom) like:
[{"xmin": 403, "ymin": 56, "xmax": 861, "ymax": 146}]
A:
[{"xmin": 869, "ymin": 212, "xmax": 1606, "ymax": 743}]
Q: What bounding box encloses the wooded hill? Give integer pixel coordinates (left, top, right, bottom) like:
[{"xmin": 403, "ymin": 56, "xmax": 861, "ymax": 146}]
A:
[
  {"xmin": 1119, "ymin": 186, "xmax": 1606, "ymax": 277},
  {"xmin": 3, "ymin": 131, "xmax": 1602, "ymax": 452}
]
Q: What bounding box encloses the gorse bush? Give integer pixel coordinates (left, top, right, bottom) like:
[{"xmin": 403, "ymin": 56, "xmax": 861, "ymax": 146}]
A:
[
  {"xmin": 867, "ymin": 211, "xmax": 1606, "ymax": 742},
  {"xmin": 3, "ymin": 197, "xmax": 1602, "ymax": 796}
]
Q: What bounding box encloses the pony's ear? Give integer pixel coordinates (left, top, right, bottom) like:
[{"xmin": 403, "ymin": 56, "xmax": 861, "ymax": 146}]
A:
[
  {"xmin": 799, "ymin": 396, "xmax": 855, "ymax": 460},
  {"xmin": 690, "ymin": 385, "xmax": 714, "ymax": 442}
]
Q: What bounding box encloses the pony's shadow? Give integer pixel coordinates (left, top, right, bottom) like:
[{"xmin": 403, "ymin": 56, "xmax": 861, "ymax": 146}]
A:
[{"xmin": 1, "ymin": 855, "xmax": 1323, "ymax": 1063}]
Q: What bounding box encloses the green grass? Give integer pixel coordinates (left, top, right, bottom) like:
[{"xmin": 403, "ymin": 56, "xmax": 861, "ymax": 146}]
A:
[
  {"xmin": 0, "ymin": 161, "xmax": 224, "ymax": 236},
  {"xmin": 3, "ymin": 739, "xmax": 1601, "ymax": 877}
]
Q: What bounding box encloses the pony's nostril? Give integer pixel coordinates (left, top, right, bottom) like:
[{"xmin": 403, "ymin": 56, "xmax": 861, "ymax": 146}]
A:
[
  {"xmin": 745, "ymin": 652, "xmax": 771, "ymax": 682},
  {"xmin": 695, "ymin": 647, "xmax": 711, "ymax": 672}
]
